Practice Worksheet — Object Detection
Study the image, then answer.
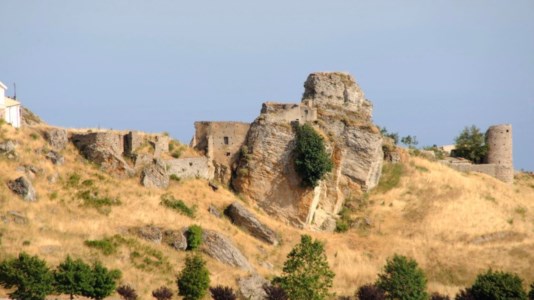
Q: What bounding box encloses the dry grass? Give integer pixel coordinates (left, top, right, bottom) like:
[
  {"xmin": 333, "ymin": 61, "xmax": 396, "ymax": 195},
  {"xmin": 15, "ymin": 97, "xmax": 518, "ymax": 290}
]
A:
[{"xmin": 1, "ymin": 123, "xmax": 534, "ymax": 298}]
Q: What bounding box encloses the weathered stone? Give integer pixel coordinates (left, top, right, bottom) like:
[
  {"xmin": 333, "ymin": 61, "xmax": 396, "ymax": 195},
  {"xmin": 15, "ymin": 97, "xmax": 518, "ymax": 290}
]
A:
[
  {"xmin": 163, "ymin": 229, "xmax": 188, "ymax": 251},
  {"xmin": 208, "ymin": 204, "xmax": 222, "ymax": 218},
  {"xmin": 224, "ymin": 202, "xmax": 279, "ymax": 245},
  {"xmin": 1, "ymin": 211, "xmax": 28, "ymax": 225},
  {"xmin": 8, "ymin": 176, "xmax": 37, "ymax": 201},
  {"xmin": 45, "ymin": 150, "xmax": 64, "ymax": 165},
  {"xmin": 0, "ymin": 140, "xmax": 16, "ymax": 155},
  {"xmin": 133, "ymin": 153, "xmax": 153, "ymax": 170},
  {"xmin": 44, "ymin": 128, "xmax": 68, "ymax": 150},
  {"xmin": 208, "ymin": 181, "xmax": 219, "ymax": 191},
  {"xmin": 141, "ymin": 159, "xmax": 169, "ymax": 189},
  {"xmin": 238, "ymin": 275, "xmax": 269, "ymax": 300},
  {"xmin": 200, "ymin": 230, "xmax": 253, "ymax": 271},
  {"xmin": 166, "ymin": 157, "xmax": 212, "ymax": 180},
  {"xmin": 133, "ymin": 225, "xmax": 162, "ymax": 244}
]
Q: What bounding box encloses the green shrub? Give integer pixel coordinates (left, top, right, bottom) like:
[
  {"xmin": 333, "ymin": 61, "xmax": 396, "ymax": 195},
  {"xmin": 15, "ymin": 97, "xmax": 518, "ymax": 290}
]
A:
[
  {"xmin": 177, "ymin": 253, "xmax": 210, "ymax": 300},
  {"xmin": 186, "ymin": 225, "xmax": 203, "ymax": 250},
  {"xmin": 469, "ymin": 269, "xmax": 527, "ymax": 300},
  {"xmin": 160, "ymin": 194, "xmax": 197, "ymax": 218},
  {"xmin": 84, "ymin": 238, "xmax": 119, "ymax": 255},
  {"xmin": 78, "ymin": 189, "xmax": 121, "ymax": 214},
  {"xmin": 294, "ymin": 124, "xmax": 333, "ymax": 187},
  {"xmin": 54, "ymin": 256, "xmax": 93, "ymax": 300},
  {"xmin": 529, "ymin": 282, "xmax": 534, "ymax": 300},
  {"xmin": 82, "ymin": 261, "xmax": 121, "ymax": 300},
  {"xmin": 374, "ymin": 163, "xmax": 404, "ymax": 194},
  {"xmin": 66, "ymin": 173, "xmax": 82, "ymax": 188},
  {"xmin": 454, "ymin": 125, "xmax": 488, "ymax": 164},
  {"xmin": 376, "ymin": 254, "xmax": 428, "ymax": 300},
  {"xmin": 274, "ymin": 235, "xmax": 334, "ymax": 300},
  {"xmin": 0, "ymin": 252, "xmax": 54, "ymax": 300},
  {"xmin": 170, "ymin": 174, "xmax": 180, "ymax": 182}
]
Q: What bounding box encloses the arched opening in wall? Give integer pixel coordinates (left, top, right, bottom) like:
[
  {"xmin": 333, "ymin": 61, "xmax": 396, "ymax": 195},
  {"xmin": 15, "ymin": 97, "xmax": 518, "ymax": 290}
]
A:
[
  {"xmin": 224, "ymin": 136, "xmax": 229, "ymax": 145},
  {"xmin": 506, "ymin": 130, "xmax": 509, "ymax": 132}
]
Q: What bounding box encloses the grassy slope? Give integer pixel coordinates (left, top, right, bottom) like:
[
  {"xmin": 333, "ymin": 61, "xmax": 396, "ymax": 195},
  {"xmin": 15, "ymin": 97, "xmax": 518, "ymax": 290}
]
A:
[{"xmin": 1, "ymin": 123, "xmax": 533, "ymax": 298}]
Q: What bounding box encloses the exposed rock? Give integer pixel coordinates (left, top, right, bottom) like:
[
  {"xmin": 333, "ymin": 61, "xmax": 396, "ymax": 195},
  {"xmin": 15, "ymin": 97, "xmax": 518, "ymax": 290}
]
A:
[
  {"xmin": 224, "ymin": 202, "xmax": 279, "ymax": 245},
  {"xmin": 8, "ymin": 176, "xmax": 37, "ymax": 201},
  {"xmin": 163, "ymin": 229, "xmax": 188, "ymax": 251},
  {"xmin": 238, "ymin": 275, "xmax": 269, "ymax": 300},
  {"xmin": 133, "ymin": 153, "xmax": 153, "ymax": 170},
  {"xmin": 141, "ymin": 159, "xmax": 169, "ymax": 189},
  {"xmin": 200, "ymin": 230, "xmax": 253, "ymax": 271},
  {"xmin": 319, "ymin": 215, "xmax": 337, "ymax": 232},
  {"xmin": 208, "ymin": 204, "xmax": 222, "ymax": 218},
  {"xmin": 44, "ymin": 128, "xmax": 68, "ymax": 150},
  {"xmin": 1, "ymin": 211, "xmax": 28, "ymax": 225},
  {"xmin": 45, "ymin": 150, "xmax": 64, "ymax": 165},
  {"xmin": 470, "ymin": 231, "xmax": 525, "ymax": 245},
  {"xmin": 0, "ymin": 140, "xmax": 16, "ymax": 159},
  {"xmin": 132, "ymin": 225, "xmax": 163, "ymax": 244},
  {"xmin": 47, "ymin": 173, "xmax": 59, "ymax": 184},
  {"xmin": 209, "ymin": 181, "xmax": 219, "ymax": 191},
  {"xmin": 21, "ymin": 106, "xmax": 43, "ymax": 126}
]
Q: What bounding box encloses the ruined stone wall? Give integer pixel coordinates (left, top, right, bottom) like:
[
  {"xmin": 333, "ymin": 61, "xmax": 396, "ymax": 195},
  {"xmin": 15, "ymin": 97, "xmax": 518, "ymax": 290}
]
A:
[
  {"xmin": 166, "ymin": 157, "xmax": 212, "ymax": 180},
  {"xmin": 193, "ymin": 121, "xmax": 250, "ymax": 165},
  {"xmin": 71, "ymin": 132, "xmax": 124, "ymax": 155},
  {"xmin": 486, "ymin": 124, "xmax": 513, "ymax": 166},
  {"xmin": 260, "ymin": 102, "xmax": 317, "ymax": 124},
  {"xmin": 440, "ymin": 161, "xmax": 514, "ymax": 183}
]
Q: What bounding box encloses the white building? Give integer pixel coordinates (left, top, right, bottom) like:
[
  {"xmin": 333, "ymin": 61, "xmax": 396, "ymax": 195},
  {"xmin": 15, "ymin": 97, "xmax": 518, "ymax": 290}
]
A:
[{"xmin": 0, "ymin": 81, "xmax": 21, "ymax": 128}]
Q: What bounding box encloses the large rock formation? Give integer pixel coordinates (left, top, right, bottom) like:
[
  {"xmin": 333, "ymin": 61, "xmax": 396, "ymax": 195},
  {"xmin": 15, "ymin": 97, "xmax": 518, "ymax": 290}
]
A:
[
  {"xmin": 8, "ymin": 176, "xmax": 37, "ymax": 202},
  {"xmin": 224, "ymin": 202, "xmax": 279, "ymax": 245},
  {"xmin": 200, "ymin": 230, "xmax": 253, "ymax": 271},
  {"xmin": 233, "ymin": 72, "xmax": 383, "ymax": 229}
]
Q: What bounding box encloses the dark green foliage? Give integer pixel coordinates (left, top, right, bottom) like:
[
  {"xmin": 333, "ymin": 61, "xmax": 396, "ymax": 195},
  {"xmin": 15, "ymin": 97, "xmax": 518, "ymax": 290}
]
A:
[
  {"xmin": 275, "ymin": 234, "xmax": 335, "ymax": 300},
  {"xmin": 401, "ymin": 135, "xmax": 418, "ymax": 149},
  {"xmin": 431, "ymin": 292, "xmax": 451, "ymax": 300},
  {"xmin": 263, "ymin": 284, "xmax": 289, "ymax": 300},
  {"xmin": 186, "ymin": 225, "xmax": 203, "ymax": 250},
  {"xmin": 379, "ymin": 127, "xmax": 399, "ymax": 145},
  {"xmin": 294, "ymin": 124, "xmax": 333, "ymax": 187},
  {"xmin": 177, "ymin": 253, "xmax": 210, "ymax": 300},
  {"xmin": 469, "ymin": 269, "xmax": 527, "ymax": 300},
  {"xmin": 152, "ymin": 286, "xmax": 173, "ymax": 300},
  {"xmin": 454, "ymin": 125, "xmax": 488, "ymax": 164},
  {"xmin": 84, "ymin": 237, "xmax": 119, "ymax": 255},
  {"xmin": 0, "ymin": 252, "xmax": 54, "ymax": 300},
  {"xmin": 160, "ymin": 193, "xmax": 197, "ymax": 218},
  {"xmin": 54, "ymin": 256, "xmax": 93, "ymax": 300},
  {"xmin": 117, "ymin": 284, "xmax": 138, "ymax": 300},
  {"xmin": 454, "ymin": 288, "xmax": 474, "ymax": 300},
  {"xmin": 529, "ymin": 282, "xmax": 534, "ymax": 300},
  {"xmin": 82, "ymin": 261, "xmax": 122, "ymax": 300},
  {"xmin": 77, "ymin": 189, "xmax": 121, "ymax": 214},
  {"xmin": 209, "ymin": 285, "xmax": 237, "ymax": 300},
  {"xmin": 376, "ymin": 254, "xmax": 428, "ymax": 300},
  {"xmin": 356, "ymin": 284, "xmax": 385, "ymax": 300}
]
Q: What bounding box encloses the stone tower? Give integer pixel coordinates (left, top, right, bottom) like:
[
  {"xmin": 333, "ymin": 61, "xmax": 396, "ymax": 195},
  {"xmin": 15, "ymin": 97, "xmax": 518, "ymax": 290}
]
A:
[{"xmin": 485, "ymin": 124, "xmax": 514, "ymax": 183}]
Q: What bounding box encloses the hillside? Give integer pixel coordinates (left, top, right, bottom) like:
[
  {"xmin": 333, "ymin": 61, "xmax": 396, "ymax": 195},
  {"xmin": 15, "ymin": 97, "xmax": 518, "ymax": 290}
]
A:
[{"xmin": 1, "ymin": 122, "xmax": 534, "ymax": 299}]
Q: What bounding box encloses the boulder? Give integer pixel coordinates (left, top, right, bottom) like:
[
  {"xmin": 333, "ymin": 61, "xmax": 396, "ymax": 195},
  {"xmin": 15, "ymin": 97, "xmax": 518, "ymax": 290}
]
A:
[
  {"xmin": 45, "ymin": 150, "xmax": 64, "ymax": 165},
  {"xmin": 208, "ymin": 204, "xmax": 222, "ymax": 218},
  {"xmin": 224, "ymin": 202, "xmax": 279, "ymax": 245},
  {"xmin": 238, "ymin": 275, "xmax": 269, "ymax": 300},
  {"xmin": 44, "ymin": 128, "xmax": 68, "ymax": 150},
  {"xmin": 0, "ymin": 140, "xmax": 16, "ymax": 159},
  {"xmin": 141, "ymin": 159, "xmax": 169, "ymax": 189},
  {"xmin": 1, "ymin": 211, "xmax": 28, "ymax": 225},
  {"xmin": 163, "ymin": 229, "xmax": 188, "ymax": 251},
  {"xmin": 8, "ymin": 176, "xmax": 37, "ymax": 201},
  {"xmin": 200, "ymin": 230, "xmax": 253, "ymax": 271},
  {"xmin": 133, "ymin": 225, "xmax": 163, "ymax": 244}
]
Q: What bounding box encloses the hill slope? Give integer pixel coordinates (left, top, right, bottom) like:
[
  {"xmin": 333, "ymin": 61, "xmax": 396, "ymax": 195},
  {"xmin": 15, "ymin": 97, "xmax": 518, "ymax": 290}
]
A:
[{"xmin": 1, "ymin": 123, "xmax": 533, "ymax": 298}]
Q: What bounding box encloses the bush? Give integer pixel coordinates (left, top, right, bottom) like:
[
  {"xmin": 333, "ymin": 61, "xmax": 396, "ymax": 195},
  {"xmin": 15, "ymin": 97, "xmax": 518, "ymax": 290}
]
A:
[
  {"xmin": 82, "ymin": 261, "xmax": 122, "ymax": 300},
  {"xmin": 453, "ymin": 125, "xmax": 488, "ymax": 164},
  {"xmin": 186, "ymin": 225, "xmax": 203, "ymax": 250},
  {"xmin": 356, "ymin": 284, "xmax": 385, "ymax": 300},
  {"xmin": 117, "ymin": 284, "xmax": 138, "ymax": 300},
  {"xmin": 84, "ymin": 237, "xmax": 119, "ymax": 255},
  {"xmin": 0, "ymin": 252, "xmax": 54, "ymax": 300},
  {"xmin": 54, "ymin": 256, "xmax": 93, "ymax": 300},
  {"xmin": 454, "ymin": 288, "xmax": 475, "ymax": 300},
  {"xmin": 152, "ymin": 286, "xmax": 173, "ymax": 300},
  {"xmin": 209, "ymin": 285, "xmax": 237, "ymax": 300},
  {"xmin": 294, "ymin": 124, "xmax": 333, "ymax": 187},
  {"xmin": 376, "ymin": 254, "xmax": 428, "ymax": 300},
  {"xmin": 529, "ymin": 282, "xmax": 534, "ymax": 300},
  {"xmin": 430, "ymin": 292, "xmax": 450, "ymax": 300},
  {"xmin": 469, "ymin": 269, "xmax": 527, "ymax": 300},
  {"xmin": 274, "ymin": 234, "xmax": 335, "ymax": 300},
  {"xmin": 374, "ymin": 163, "xmax": 404, "ymax": 194},
  {"xmin": 177, "ymin": 253, "xmax": 210, "ymax": 300},
  {"xmin": 263, "ymin": 284, "xmax": 288, "ymax": 300},
  {"xmin": 160, "ymin": 194, "xmax": 197, "ymax": 218}
]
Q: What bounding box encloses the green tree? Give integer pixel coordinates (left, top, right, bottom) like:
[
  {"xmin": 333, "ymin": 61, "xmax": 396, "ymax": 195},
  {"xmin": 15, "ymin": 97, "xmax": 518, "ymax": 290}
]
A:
[
  {"xmin": 177, "ymin": 253, "xmax": 210, "ymax": 300},
  {"xmin": 294, "ymin": 124, "xmax": 333, "ymax": 187},
  {"xmin": 401, "ymin": 135, "xmax": 418, "ymax": 149},
  {"xmin": 376, "ymin": 254, "xmax": 428, "ymax": 300},
  {"xmin": 454, "ymin": 125, "xmax": 488, "ymax": 164},
  {"xmin": 82, "ymin": 261, "xmax": 121, "ymax": 300},
  {"xmin": 186, "ymin": 225, "xmax": 203, "ymax": 251},
  {"xmin": 54, "ymin": 256, "xmax": 93, "ymax": 300},
  {"xmin": 0, "ymin": 252, "xmax": 54, "ymax": 300},
  {"xmin": 274, "ymin": 235, "xmax": 335, "ymax": 300},
  {"xmin": 470, "ymin": 269, "xmax": 527, "ymax": 300}
]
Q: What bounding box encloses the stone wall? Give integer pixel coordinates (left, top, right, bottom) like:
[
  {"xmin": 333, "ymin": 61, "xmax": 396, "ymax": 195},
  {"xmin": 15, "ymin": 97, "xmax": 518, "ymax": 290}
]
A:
[
  {"xmin": 486, "ymin": 124, "xmax": 513, "ymax": 166},
  {"xmin": 71, "ymin": 132, "xmax": 124, "ymax": 155},
  {"xmin": 440, "ymin": 160, "xmax": 514, "ymax": 183},
  {"xmin": 260, "ymin": 102, "xmax": 317, "ymax": 124},
  {"xmin": 166, "ymin": 157, "xmax": 212, "ymax": 180}
]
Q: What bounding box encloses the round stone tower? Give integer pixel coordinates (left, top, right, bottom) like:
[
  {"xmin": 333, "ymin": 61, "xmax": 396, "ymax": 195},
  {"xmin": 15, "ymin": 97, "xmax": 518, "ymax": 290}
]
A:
[{"xmin": 486, "ymin": 124, "xmax": 513, "ymax": 183}]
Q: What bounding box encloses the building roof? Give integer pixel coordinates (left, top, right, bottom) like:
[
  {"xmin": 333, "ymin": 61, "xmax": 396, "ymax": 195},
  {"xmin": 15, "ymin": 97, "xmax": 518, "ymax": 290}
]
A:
[
  {"xmin": 5, "ymin": 97, "xmax": 20, "ymax": 107},
  {"xmin": 0, "ymin": 82, "xmax": 6, "ymax": 90}
]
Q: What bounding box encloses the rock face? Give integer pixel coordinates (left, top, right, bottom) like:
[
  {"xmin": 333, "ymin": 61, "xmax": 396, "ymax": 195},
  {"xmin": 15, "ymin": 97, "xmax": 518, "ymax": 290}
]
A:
[
  {"xmin": 238, "ymin": 275, "xmax": 269, "ymax": 300},
  {"xmin": 45, "ymin": 150, "xmax": 64, "ymax": 165},
  {"xmin": 163, "ymin": 229, "xmax": 188, "ymax": 251},
  {"xmin": 200, "ymin": 230, "xmax": 253, "ymax": 271},
  {"xmin": 0, "ymin": 140, "xmax": 16, "ymax": 159},
  {"xmin": 8, "ymin": 176, "xmax": 37, "ymax": 201},
  {"xmin": 133, "ymin": 225, "xmax": 163, "ymax": 244},
  {"xmin": 224, "ymin": 202, "xmax": 279, "ymax": 245},
  {"xmin": 233, "ymin": 72, "xmax": 383, "ymax": 229},
  {"xmin": 141, "ymin": 159, "xmax": 169, "ymax": 189},
  {"xmin": 44, "ymin": 128, "xmax": 68, "ymax": 150}
]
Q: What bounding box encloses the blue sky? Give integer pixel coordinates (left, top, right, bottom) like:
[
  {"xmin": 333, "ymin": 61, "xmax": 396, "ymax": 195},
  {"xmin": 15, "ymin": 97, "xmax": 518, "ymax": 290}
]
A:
[{"xmin": 1, "ymin": 1, "xmax": 533, "ymax": 171}]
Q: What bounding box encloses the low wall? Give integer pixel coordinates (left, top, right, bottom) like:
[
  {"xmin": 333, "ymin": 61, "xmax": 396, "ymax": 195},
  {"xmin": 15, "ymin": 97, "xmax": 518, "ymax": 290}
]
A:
[
  {"xmin": 440, "ymin": 161, "xmax": 513, "ymax": 183},
  {"xmin": 166, "ymin": 157, "xmax": 212, "ymax": 180}
]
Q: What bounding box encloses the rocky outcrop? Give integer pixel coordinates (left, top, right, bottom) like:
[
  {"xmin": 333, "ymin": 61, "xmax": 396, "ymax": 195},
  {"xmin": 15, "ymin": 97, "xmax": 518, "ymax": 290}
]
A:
[
  {"xmin": 132, "ymin": 225, "xmax": 163, "ymax": 244},
  {"xmin": 8, "ymin": 176, "xmax": 37, "ymax": 201},
  {"xmin": 163, "ymin": 229, "xmax": 188, "ymax": 251},
  {"xmin": 0, "ymin": 140, "xmax": 16, "ymax": 159},
  {"xmin": 200, "ymin": 230, "xmax": 253, "ymax": 271},
  {"xmin": 1, "ymin": 211, "xmax": 28, "ymax": 225},
  {"xmin": 140, "ymin": 159, "xmax": 169, "ymax": 189},
  {"xmin": 44, "ymin": 128, "xmax": 68, "ymax": 150},
  {"xmin": 238, "ymin": 275, "xmax": 269, "ymax": 300},
  {"xmin": 45, "ymin": 150, "xmax": 64, "ymax": 165},
  {"xmin": 233, "ymin": 72, "xmax": 383, "ymax": 229},
  {"xmin": 224, "ymin": 202, "xmax": 279, "ymax": 245}
]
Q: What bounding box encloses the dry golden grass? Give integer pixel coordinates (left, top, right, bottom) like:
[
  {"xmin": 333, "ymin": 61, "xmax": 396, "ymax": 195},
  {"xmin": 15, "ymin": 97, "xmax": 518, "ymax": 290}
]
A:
[{"xmin": 1, "ymin": 123, "xmax": 534, "ymax": 299}]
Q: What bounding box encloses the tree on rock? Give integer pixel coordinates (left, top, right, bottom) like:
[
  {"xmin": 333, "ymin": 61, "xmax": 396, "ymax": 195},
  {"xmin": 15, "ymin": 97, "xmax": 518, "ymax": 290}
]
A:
[
  {"xmin": 454, "ymin": 125, "xmax": 488, "ymax": 164},
  {"xmin": 177, "ymin": 253, "xmax": 210, "ymax": 300},
  {"xmin": 376, "ymin": 254, "xmax": 428, "ymax": 300},
  {"xmin": 0, "ymin": 252, "xmax": 54, "ymax": 300},
  {"xmin": 54, "ymin": 255, "xmax": 93, "ymax": 300},
  {"xmin": 274, "ymin": 234, "xmax": 334, "ymax": 300},
  {"xmin": 294, "ymin": 124, "xmax": 333, "ymax": 187}
]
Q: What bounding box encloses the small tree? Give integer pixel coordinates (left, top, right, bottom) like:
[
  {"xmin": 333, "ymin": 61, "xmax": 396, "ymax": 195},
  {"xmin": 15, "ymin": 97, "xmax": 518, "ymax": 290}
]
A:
[
  {"xmin": 376, "ymin": 254, "xmax": 428, "ymax": 300},
  {"xmin": 401, "ymin": 135, "xmax": 418, "ymax": 149},
  {"xmin": 0, "ymin": 252, "xmax": 54, "ymax": 300},
  {"xmin": 82, "ymin": 261, "xmax": 121, "ymax": 300},
  {"xmin": 356, "ymin": 283, "xmax": 385, "ymax": 300},
  {"xmin": 264, "ymin": 284, "xmax": 288, "ymax": 300},
  {"xmin": 453, "ymin": 125, "xmax": 488, "ymax": 164},
  {"xmin": 177, "ymin": 253, "xmax": 210, "ymax": 300},
  {"xmin": 187, "ymin": 225, "xmax": 203, "ymax": 250},
  {"xmin": 274, "ymin": 234, "xmax": 335, "ymax": 300},
  {"xmin": 152, "ymin": 286, "xmax": 173, "ymax": 300},
  {"xmin": 469, "ymin": 269, "xmax": 527, "ymax": 300},
  {"xmin": 294, "ymin": 124, "xmax": 333, "ymax": 187},
  {"xmin": 454, "ymin": 288, "xmax": 474, "ymax": 300},
  {"xmin": 209, "ymin": 285, "xmax": 237, "ymax": 300},
  {"xmin": 529, "ymin": 282, "xmax": 534, "ymax": 300},
  {"xmin": 54, "ymin": 255, "xmax": 93, "ymax": 300},
  {"xmin": 117, "ymin": 284, "xmax": 138, "ymax": 300}
]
